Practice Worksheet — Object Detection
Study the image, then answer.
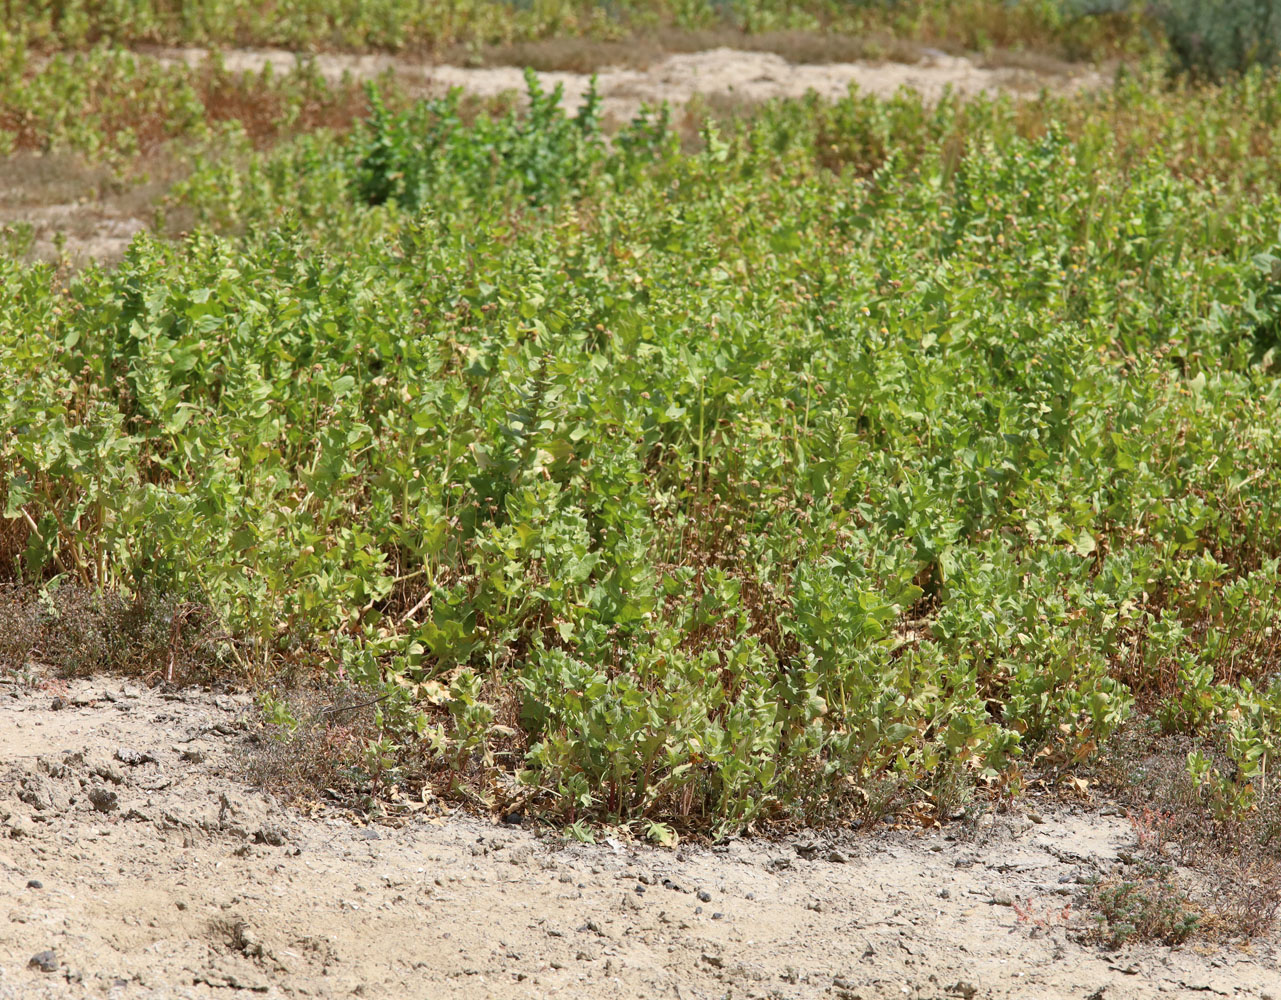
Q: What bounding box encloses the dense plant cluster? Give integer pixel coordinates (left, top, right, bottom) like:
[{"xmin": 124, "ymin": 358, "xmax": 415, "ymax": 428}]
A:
[
  {"xmin": 3, "ymin": 1, "xmax": 1138, "ymax": 60},
  {"xmin": 0, "ymin": 39, "xmax": 368, "ymax": 162},
  {"xmin": 1154, "ymin": 0, "xmax": 1281, "ymax": 80},
  {"xmin": 7, "ymin": 65, "xmax": 1281, "ymax": 834}
]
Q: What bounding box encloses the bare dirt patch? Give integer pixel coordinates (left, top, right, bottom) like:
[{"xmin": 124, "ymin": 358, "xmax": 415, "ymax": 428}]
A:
[
  {"xmin": 1, "ymin": 675, "xmax": 1277, "ymax": 999},
  {"xmin": 155, "ymin": 45, "xmax": 1102, "ymax": 121}
]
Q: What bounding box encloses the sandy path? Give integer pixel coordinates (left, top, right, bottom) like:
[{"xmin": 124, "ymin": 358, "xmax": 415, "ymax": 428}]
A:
[{"xmin": 1, "ymin": 675, "xmax": 1276, "ymax": 999}]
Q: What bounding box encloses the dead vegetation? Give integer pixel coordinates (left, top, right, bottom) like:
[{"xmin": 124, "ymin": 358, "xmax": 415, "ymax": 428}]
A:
[
  {"xmin": 0, "ymin": 583, "xmax": 229, "ymax": 685},
  {"xmin": 1085, "ymin": 723, "xmax": 1281, "ymax": 944}
]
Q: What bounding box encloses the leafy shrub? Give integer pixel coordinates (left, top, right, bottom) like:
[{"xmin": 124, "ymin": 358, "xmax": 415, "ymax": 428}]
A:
[
  {"xmin": 354, "ymin": 71, "xmax": 604, "ymax": 210},
  {"xmin": 10, "ymin": 71, "xmax": 1281, "ymax": 834},
  {"xmin": 1086, "ymin": 866, "xmax": 1202, "ymax": 947}
]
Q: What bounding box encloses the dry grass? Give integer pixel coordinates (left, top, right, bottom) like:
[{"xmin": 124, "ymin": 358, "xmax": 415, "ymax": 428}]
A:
[
  {"xmin": 1091, "ymin": 723, "xmax": 1281, "ymax": 942},
  {"xmin": 0, "ymin": 582, "xmax": 232, "ymax": 685},
  {"xmin": 243, "ymin": 686, "xmax": 384, "ymax": 806}
]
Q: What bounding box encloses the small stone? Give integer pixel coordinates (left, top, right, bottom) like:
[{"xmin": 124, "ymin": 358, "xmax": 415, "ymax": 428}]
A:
[
  {"xmin": 180, "ymin": 747, "xmax": 206, "ymax": 764},
  {"xmin": 806, "ymin": 900, "xmax": 823, "ymax": 912},
  {"xmin": 745, "ymin": 892, "xmax": 755, "ymax": 900},
  {"xmin": 827, "ymin": 850, "xmax": 849, "ymax": 863},
  {"xmin": 26, "ymin": 879, "xmax": 42, "ymax": 889},
  {"xmin": 937, "ymin": 888, "xmax": 950, "ymax": 899},
  {"xmin": 501, "ymin": 812, "xmax": 523, "ymax": 826},
  {"xmin": 254, "ymin": 825, "xmax": 286, "ymax": 847},
  {"xmin": 711, "ymin": 911, "xmax": 724, "ymax": 920},
  {"xmin": 115, "ymin": 747, "xmax": 157, "ymax": 766},
  {"xmin": 1027, "ymin": 812, "xmax": 1045, "ymax": 824},
  {"xmin": 20, "ymin": 774, "xmax": 72, "ymax": 813},
  {"xmin": 89, "ymin": 786, "xmax": 119, "ymax": 813},
  {"xmin": 990, "ymin": 890, "xmax": 1015, "ymax": 906},
  {"xmin": 701, "ymin": 953, "xmax": 724, "ymax": 969},
  {"xmin": 8, "ymin": 815, "xmax": 35, "ymax": 838},
  {"xmin": 92, "ymin": 761, "xmax": 125, "ymax": 785},
  {"xmin": 50, "ymin": 697, "xmax": 65, "ymax": 711},
  {"xmin": 29, "ymin": 950, "xmax": 58, "ymax": 973},
  {"xmin": 697, "ymin": 890, "xmax": 711, "ymax": 903}
]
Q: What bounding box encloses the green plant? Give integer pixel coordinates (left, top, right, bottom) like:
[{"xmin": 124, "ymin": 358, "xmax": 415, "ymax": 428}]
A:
[
  {"xmin": 1086, "ymin": 866, "xmax": 1202, "ymax": 947},
  {"xmin": 10, "ymin": 63, "xmax": 1281, "ymax": 834},
  {"xmin": 354, "ymin": 71, "xmax": 605, "ymax": 210}
]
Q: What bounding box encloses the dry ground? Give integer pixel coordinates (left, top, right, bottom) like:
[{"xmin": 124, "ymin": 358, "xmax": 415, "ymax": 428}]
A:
[{"xmin": 1, "ymin": 675, "xmax": 1278, "ymax": 1000}]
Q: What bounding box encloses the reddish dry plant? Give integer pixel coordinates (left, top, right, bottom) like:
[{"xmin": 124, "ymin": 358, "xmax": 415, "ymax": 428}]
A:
[
  {"xmin": 0, "ymin": 61, "xmax": 371, "ymax": 158},
  {"xmin": 1012, "ymin": 897, "xmax": 1074, "ymax": 933},
  {"xmin": 1128, "ymin": 805, "xmax": 1179, "ymax": 853}
]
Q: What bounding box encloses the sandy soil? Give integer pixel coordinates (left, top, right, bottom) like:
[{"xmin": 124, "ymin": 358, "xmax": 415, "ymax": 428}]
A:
[
  {"xmin": 1, "ymin": 675, "xmax": 1277, "ymax": 1000},
  {"xmin": 156, "ymin": 45, "xmax": 1102, "ymax": 119}
]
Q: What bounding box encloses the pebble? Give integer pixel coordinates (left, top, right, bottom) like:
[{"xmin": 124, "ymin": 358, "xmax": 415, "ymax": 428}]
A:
[
  {"xmin": 697, "ymin": 890, "xmax": 711, "ymax": 902},
  {"xmin": 26, "ymin": 879, "xmax": 42, "ymax": 889},
  {"xmin": 92, "ymin": 762, "xmax": 125, "ymax": 785},
  {"xmin": 89, "ymin": 786, "xmax": 119, "ymax": 813},
  {"xmin": 990, "ymin": 890, "xmax": 1015, "ymax": 906},
  {"xmin": 711, "ymin": 911, "xmax": 724, "ymax": 920},
  {"xmin": 29, "ymin": 950, "xmax": 58, "ymax": 973},
  {"xmin": 8, "ymin": 815, "xmax": 35, "ymax": 838},
  {"xmin": 827, "ymin": 850, "xmax": 849, "ymax": 863},
  {"xmin": 115, "ymin": 747, "xmax": 157, "ymax": 766}
]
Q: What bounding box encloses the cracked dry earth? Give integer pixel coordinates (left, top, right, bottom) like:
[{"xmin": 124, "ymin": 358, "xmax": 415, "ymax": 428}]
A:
[{"xmin": 1, "ymin": 677, "xmax": 1278, "ymax": 1000}]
